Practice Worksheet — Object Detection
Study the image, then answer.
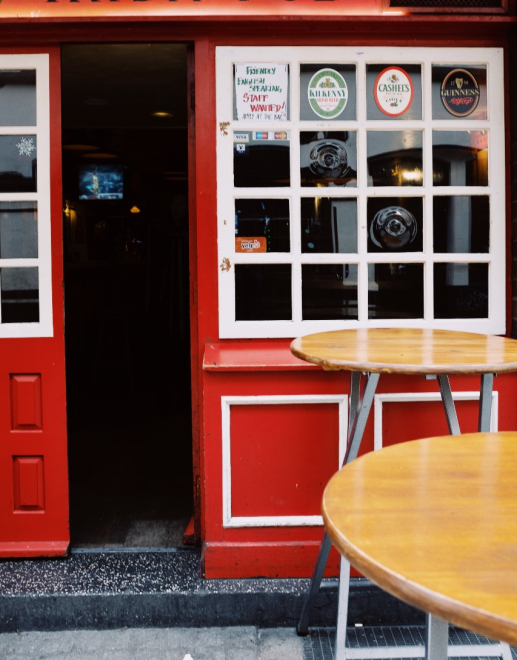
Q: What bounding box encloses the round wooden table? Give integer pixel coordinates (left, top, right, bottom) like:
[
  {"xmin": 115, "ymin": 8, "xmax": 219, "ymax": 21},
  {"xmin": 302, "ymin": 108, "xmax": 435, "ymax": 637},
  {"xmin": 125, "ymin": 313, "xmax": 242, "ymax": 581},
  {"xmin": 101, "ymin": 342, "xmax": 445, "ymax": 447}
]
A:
[
  {"xmin": 290, "ymin": 328, "xmax": 517, "ymax": 375},
  {"xmin": 323, "ymin": 431, "xmax": 517, "ymax": 649}
]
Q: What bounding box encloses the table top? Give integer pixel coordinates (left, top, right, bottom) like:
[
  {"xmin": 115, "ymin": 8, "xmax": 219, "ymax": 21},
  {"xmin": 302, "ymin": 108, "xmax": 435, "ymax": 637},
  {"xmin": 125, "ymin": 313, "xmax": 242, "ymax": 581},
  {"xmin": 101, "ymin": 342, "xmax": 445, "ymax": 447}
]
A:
[
  {"xmin": 322, "ymin": 432, "xmax": 517, "ymax": 646},
  {"xmin": 290, "ymin": 328, "xmax": 517, "ymax": 375}
]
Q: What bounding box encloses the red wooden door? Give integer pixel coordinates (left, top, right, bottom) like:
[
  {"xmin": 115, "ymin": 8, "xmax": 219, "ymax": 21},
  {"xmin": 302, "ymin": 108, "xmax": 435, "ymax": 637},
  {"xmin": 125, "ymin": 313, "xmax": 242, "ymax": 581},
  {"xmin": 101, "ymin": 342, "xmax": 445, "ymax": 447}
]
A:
[{"xmin": 0, "ymin": 48, "xmax": 69, "ymax": 557}]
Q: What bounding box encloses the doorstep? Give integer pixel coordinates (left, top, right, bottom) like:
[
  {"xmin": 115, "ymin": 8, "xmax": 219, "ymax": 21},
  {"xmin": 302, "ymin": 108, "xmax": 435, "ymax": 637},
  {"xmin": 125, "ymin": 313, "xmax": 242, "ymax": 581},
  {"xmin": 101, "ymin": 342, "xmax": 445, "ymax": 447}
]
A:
[{"xmin": 0, "ymin": 548, "xmax": 424, "ymax": 632}]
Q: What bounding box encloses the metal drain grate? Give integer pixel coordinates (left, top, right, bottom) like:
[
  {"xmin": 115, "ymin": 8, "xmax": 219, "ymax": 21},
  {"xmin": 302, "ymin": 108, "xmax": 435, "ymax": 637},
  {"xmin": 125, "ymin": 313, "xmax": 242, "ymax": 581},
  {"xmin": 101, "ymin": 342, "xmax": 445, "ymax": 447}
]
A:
[{"xmin": 302, "ymin": 627, "xmax": 517, "ymax": 660}]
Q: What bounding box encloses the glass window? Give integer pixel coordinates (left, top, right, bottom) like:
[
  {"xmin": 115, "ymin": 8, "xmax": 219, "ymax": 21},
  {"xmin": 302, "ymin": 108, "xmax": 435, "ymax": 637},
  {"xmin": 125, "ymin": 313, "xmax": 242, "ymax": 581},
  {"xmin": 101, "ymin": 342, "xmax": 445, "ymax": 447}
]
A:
[
  {"xmin": 367, "ymin": 198, "xmax": 423, "ymax": 253},
  {"xmin": 235, "ymin": 199, "xmax": 290, "ymax": 253},
  {"xmin": 1, "ymin": 267, "xmax": 39, "ymax": 323},
  {"xmin": 302, "ymin": 264, "xmax": 358, "ymax": 320},
  {"xmin": 433, "ymin": 131, "xmax": 488, "ymax": 187},
  {"xmin": 434, "ymin": 263, "xmax": 488, "ymax": 318},
  {"xmin": 432, "ymin": 65, "xmax": 487, "ymax": 121},
  {"xmin": 367, "ymin": 131, "xmax": 423, "ymax": 187},
  {"xmin": 235, "ymin": 264, "xmax": 292, "ymax": 321},
  {"xmin": 433, "ymin": 196, "xmax": 489, "ymax": 253},
  {"xmin": 300, "ymin": 64, "xmax": 356, "ymax": 121},
  {"xmin": 300, "ymin": 131, "xmax": 357, "ymax": 187},
  {"xmin": 0, "ymin": 135, "xmax": 37, "ymax": 193},
  {"xmin": 368, "ymin": 263, "xmax": 424, "ymax": 319},
  {"xmin": 0, "ymin": 70, "xmax": 36, "ymax": 127},
  {"xmin": 234, "ymin": 131, "xmax": 290, "ymax": 188},
  {"xmin": 0, "ymin": 202, "xmax": 38, "ymax": 259},
  {"xmin": 301, "ymin": 198, "xmax": 357, "ymax": 254}
]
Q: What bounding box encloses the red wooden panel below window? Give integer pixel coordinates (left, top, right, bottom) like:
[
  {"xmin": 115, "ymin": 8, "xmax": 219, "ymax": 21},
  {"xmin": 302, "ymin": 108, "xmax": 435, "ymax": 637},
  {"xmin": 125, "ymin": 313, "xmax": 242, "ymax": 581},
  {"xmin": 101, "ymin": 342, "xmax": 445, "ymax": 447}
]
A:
[
  {"xmin": 10, "ymin": 375, "xmax": 43, "ymax": 431},
  {"xmin": 13, "ymin": 456, "xmax": 45, "ymax": 512},
  {"xmin": 230, "ymin": 403, "xmax": 339, "ymax": 518}
]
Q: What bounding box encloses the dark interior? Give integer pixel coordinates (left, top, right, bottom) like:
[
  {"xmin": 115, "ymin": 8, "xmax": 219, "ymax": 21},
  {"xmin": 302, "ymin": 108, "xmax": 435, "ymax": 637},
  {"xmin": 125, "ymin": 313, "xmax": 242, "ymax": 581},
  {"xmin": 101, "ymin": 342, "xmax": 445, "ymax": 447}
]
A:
[{"xmin": 61, "ymin": 44, "xmax": 193, "ymax": 548}]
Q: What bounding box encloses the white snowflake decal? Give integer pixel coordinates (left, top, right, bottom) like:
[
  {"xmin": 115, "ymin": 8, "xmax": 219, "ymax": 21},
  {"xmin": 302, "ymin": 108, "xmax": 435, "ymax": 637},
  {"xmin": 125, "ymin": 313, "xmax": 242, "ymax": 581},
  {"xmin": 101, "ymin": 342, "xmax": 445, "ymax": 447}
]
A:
[{"xmin": 16, "ymin": 137, "xmax": 36, "ymax": 157}]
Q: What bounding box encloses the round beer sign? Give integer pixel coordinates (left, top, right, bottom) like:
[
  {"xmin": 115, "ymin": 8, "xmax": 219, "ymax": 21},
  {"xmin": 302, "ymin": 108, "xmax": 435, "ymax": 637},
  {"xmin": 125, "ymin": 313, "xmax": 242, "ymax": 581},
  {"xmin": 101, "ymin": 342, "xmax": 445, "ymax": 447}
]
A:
[
  {"xmin": 374, "ymin": 67, "xmax": 414, "ymax": 117},
  {"xmin": 308, "ymin": 68, "xmax": 348, "ymax": 119},
  {"xmin": 440, "ymin": 68, "xmax": 480, "ymax": 117}
]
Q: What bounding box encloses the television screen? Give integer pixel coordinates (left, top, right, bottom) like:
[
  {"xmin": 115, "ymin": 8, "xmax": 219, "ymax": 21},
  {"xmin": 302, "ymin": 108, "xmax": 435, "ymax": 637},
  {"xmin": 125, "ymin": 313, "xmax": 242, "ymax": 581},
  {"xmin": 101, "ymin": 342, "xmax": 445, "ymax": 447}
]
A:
[{"xmin": 78, "ymin": 164, "xmax": 124, "ymax": 200}]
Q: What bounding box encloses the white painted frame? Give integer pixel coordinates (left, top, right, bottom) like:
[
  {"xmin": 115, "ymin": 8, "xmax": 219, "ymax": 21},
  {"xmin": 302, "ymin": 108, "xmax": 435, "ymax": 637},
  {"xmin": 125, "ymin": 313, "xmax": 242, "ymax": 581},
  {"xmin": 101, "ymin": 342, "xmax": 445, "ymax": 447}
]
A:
[
  {"xmin": 221, "ymin": 394, "xmax": 347, "ymax": 528},
  {"xmin": 216, "ymin": 46, "xmax": 505, "ymax": 338},
  {"xmin": 373, "ymin": 390, "xmax": 499, "ymax": 450},
  {"xmin": 0, "ymin": 55, "xmax": 53, "ymax": 337}
]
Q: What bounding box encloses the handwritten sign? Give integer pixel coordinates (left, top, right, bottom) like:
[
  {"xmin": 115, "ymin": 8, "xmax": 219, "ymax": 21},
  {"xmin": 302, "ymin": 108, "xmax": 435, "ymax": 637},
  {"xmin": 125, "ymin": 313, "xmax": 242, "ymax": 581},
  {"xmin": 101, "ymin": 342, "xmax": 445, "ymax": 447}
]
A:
[{"xmin": 235, "ymin": 64, "xmax": 288, "ymax": 122}]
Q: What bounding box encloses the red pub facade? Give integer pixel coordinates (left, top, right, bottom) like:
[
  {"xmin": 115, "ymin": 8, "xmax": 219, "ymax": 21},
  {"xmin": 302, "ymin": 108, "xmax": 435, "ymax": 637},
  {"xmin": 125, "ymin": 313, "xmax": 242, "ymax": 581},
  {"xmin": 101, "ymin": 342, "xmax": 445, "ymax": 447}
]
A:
[{"xmin": 0, "ymin": 0, "xmax": 516, "ymax": 578}]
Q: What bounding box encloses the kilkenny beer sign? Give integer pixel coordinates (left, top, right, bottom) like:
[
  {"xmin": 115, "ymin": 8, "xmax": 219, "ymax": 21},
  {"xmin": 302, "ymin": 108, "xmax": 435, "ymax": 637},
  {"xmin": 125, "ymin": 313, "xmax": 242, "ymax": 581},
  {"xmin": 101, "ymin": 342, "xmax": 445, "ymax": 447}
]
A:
[{"xmin": 0, "ymin": 0, "xmax": 381, "ymax": 19}]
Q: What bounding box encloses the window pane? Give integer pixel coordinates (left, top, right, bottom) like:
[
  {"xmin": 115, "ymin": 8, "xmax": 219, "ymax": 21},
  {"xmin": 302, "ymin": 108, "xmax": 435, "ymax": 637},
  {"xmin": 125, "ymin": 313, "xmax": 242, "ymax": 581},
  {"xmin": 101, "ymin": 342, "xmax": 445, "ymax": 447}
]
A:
[
  {"xmin": 368, "ymin": 198, "xmax": 423, "ymax": 253},
  {"xmin": 235, "ymin": 199, "xmax": 290, "ymax": 253},
  {"xmin": 432, "ymin": 65, "xmax": 487, "ymax": 121},
  {"xmin": 1, "ymin": 267, "xmax": 39, "ymax": 323},
  {"xmin": 367, "ymin": 64, "xmax": 422, "ymax": 121},
  {"xmin": 368, "ymin": 263, "xmax": 424, "ymax": 319},
  {"xmin": 367, "ymin": 130, "xmax": 423, "ymax": 187},
  {"xmin": 301, "ymin": 131, "xmax": 357, "ymax": 187},
  {"xmin": 301, "ymin": 198, "xmax": 357, "ymax": 253},
  {"xmin": 300, "ymin": 64, "xmax": 356, "ymax": 121},
  {"xmin": 433, "ymin": 196, "xmax": 489, "ymax": 253},
  {"xmin": 433, "ymin": 131, "xmax": 488, "ymax": 186},
  {"xmin": 434, "ymin": 263, "xmax": 488, "ymax": 318},
  {"xmin": 234, "ymin": 131, "xmax": 290, "ymax": 187},
  {"xmin": 0, "ymin": 202, "xmax": 38, "ymax": 259},
  {"xmin": 0, "ymin": 135, "xmax": 37, "ymax": 193},
  {"xmin": 235, "ymin": 264, "xmax": 291, "ymax": 320},
  {"xmin": 0, "ymin": 70, "xmax": 36, "ymax": 127},
  {"xmin": 302, "ymin": 264, "xmax": 358, "ymax": 320},
  {"xmin": 233, "ymin": 64, "xmax": 289, "ymax": 121}
]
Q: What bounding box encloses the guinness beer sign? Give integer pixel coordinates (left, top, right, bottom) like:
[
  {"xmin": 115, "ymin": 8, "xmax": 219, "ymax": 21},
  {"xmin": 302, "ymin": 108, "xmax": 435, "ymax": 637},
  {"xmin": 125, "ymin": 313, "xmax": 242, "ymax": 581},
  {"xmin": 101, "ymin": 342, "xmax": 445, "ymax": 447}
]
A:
[{"xmin": 441, "ymin": 68, "xmax": 480, "ymax": 117}]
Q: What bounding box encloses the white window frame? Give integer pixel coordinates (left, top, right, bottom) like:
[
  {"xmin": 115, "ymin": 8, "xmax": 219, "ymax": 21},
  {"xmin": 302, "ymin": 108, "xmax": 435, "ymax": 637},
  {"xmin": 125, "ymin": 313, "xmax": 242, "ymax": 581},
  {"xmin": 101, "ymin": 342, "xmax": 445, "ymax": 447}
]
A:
[
  {"xmin": 216, "ymin": 46, "xmax": 505, "ymax": 339},
  {"xmin": 0, "ymin": 54, "xmax": 53, "ymax": 338}
]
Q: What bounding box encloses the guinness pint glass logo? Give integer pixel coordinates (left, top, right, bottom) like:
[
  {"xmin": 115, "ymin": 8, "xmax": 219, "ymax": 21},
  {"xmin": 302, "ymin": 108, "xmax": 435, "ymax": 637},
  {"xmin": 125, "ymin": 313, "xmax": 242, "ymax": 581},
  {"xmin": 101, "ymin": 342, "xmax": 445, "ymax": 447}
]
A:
[
  {"xmin": 308, "ymin": 69, "xmax": 348, "ymax": 119},
  {"xmin": 441, "ymin": 69, "xmax": 480, "ymax": 117},
  {"xmin": 374, "ymin": 67, "xmax": 414, "ymax": 117}
]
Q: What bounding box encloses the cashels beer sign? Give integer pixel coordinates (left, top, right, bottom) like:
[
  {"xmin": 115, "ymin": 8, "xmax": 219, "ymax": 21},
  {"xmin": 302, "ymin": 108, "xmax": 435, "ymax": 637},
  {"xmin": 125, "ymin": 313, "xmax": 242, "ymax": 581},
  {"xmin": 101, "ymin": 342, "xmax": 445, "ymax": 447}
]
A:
[{"xmin": 374, "ymin": 67, "xmax": 413, "ymax": 117}]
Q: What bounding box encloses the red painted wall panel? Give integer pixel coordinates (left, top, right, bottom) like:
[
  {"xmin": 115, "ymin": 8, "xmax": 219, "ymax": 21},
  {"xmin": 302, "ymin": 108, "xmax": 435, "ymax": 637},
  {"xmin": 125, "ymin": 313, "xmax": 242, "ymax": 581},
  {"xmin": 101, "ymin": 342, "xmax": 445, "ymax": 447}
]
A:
[{"xmin": 10, "ymin": 375, "xmax": 43, "ymax": 431}]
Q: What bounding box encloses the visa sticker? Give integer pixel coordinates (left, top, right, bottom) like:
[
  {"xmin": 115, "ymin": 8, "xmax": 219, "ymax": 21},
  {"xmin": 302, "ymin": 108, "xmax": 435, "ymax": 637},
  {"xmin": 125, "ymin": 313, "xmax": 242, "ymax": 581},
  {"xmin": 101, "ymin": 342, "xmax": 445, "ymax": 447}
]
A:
[{"xmin": 233, "ymin": 133, "xmax": 250, "ymax": 143}]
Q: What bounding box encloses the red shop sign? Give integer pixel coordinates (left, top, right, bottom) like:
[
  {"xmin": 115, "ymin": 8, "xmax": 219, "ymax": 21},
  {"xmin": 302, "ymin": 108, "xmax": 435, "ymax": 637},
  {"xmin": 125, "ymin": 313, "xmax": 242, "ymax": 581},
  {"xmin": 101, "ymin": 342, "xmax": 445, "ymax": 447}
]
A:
[{"xmin": 0, "ymin": 0, "xmax": 381, "ymax": 19}]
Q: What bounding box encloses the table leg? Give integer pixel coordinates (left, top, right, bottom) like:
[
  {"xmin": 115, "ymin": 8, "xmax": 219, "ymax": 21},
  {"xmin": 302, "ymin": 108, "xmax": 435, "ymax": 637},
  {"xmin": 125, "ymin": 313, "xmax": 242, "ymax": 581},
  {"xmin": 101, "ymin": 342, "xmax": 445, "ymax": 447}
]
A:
[
  {"xmin": 335, "ymin": 556, "xmax": 351, "ymax": 660},
  {"xmin": 424, "ymin": 614, "xmax": 448, "ymax": 660},
  {"xmin": 478, "ymin": 373, "xmax": 494, "ymax": 432},
  {"xmin": 297, "ymin": 372, "xmax": 380, "ymax": 636},
  {"xmin": 437, "ymin": 375, "xmax": 461, "ymax": 436}
]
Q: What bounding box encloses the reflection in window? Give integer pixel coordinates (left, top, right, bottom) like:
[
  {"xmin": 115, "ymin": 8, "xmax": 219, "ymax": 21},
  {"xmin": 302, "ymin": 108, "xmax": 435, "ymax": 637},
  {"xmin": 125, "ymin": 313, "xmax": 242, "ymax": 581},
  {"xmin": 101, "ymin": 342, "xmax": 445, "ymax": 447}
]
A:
[
  {"xmin": 0, "ymin": 70, "xmax": 36, "ymax": 127},
  {"xmin": 434, "ymin": 263, "xmax": 488, "ymax": 318},
  {"xmin": 0, "ymin": 202, "xmax": 38, "ymax": 259},
  {"xmin": 233, "ymin": 131, "xmax": 290, "ymax": 188},
  {"xmin": 433, "ymin": 131, "xmax": 488, "ymax": 187},
  {"xmin": 301, "ymin": 198, "xmax": 357, "ymax": 253},
  {"xmin": 302, "ymin": 264, "xmax": 358, "ymax": 320},
  {"xmin": 235, "ymin": 199, "xmax": 289, "ymax": 253},
  {"xmin": 367, "ymin": 131, "xmax": 423, "ymax": 187},
  {"xmin": 300, "ymin": 131, "xmax": 357, "ymax": 187},
  {"xmin": 235, "ymin": 264, "xmax": 291, "ymax": 321},
  {"xmin": 433, "ymin": 196, "xmax": 489, "ymax": 254},
  {"xmin": 368, "ymin": 263, "xmax": 424, "ymax": 319},
  {"xmin": 367, "ymin": 198, "xmax": 422, "ymax": 253},
  {"xmin": 1, "ymin": 267, "xmax": 39, "ymax": 323},
  {"xmin": 0, "ymin": 135, "xmax": 37, "ymax": 193}
]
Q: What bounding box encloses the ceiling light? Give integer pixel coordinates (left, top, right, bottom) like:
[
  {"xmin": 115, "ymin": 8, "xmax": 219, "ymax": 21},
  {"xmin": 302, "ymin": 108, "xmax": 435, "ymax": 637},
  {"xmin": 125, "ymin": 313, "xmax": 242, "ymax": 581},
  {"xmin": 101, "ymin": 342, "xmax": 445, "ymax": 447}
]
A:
[{"xmin": 152, "ymin": 111, "xmax": 174, "ymax": 118}]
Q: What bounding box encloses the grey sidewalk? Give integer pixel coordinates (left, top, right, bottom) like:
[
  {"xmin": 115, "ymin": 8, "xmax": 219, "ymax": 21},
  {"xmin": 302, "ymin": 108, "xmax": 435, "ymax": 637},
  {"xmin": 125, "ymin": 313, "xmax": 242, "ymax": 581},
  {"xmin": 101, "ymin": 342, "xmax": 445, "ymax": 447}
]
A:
[{"xmin": 0, "ymin": 626, "xmax": 306, "ymax": 660}]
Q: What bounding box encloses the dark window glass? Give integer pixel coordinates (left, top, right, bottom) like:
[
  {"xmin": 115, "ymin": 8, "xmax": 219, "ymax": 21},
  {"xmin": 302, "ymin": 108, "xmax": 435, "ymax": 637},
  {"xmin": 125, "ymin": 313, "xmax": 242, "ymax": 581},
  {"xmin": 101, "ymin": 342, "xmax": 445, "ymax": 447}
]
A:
[
  {"xmin": 368, "ymin": 263, "xmax": 424, "ymax": 319},
  {"xmin": 367, "ymin": 131, "xmax": 423, "ymax": 187},
  {"xmin": 300, "ymin": 64, "xmax": 356, "ymax": 121},
  {"xmin": 301, "ymin": 198, "xmax": 357, "ymax": 253},
  {"xmin": 235, "ymin": 199, "xmax": 289, "ymax": 253},
  {"xmin": 367, "ymin": 198, "xmax": 423, "ymax": 253},
  {"xmin": 301, "ymin": 131, "xmax": 357, "ymax": 188},
  {"xmin": 1, "ymin": 267, "xmax": 39, "ymax": 323},
  {"xmin": 432, "ymin": 65, "xmax": 487, "ymax": 121},
  {"xmin": 367, "ymin": 64, "xmax": 422, "ymax": 121},
  {"xmin": 434, "ymin": 263, "xmax": 488, "ymax": 318},
  {"xmin": 302, "ymin": 264, "xmax": 358, "ymax": 320},
  {"xmin": 0, "ymin": 202, "xmax": 38, "ymax": 258},
  {"xmin": 235, "ymin": 264, "xmax": 291, "ymax": 321},
  {"xmin": 0, "ymin": 135, "xmax": 37, "ymax": 193},
  {"xmin": 234, "ymin": 131, "xmax": 290, "ymax": 188},
  {"xmin": 433, "ymin": 196, "xmax": 489, "ymax": 253},
  {"xmin": 433, "ymin": 131, "xmax": 488, "ymax": 187},
  {"xmin": 0, "ymin": 70, "xmax": 36, "ymax": 127}
]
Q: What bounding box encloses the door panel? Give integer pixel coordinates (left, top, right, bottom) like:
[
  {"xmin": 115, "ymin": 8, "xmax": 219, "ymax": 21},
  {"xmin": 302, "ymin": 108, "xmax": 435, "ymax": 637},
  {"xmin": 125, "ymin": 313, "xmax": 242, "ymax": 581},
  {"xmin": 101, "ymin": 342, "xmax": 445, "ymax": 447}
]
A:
[{"xmin": 0, "ymin": 49, "xmax": 68, "ymax": 557}]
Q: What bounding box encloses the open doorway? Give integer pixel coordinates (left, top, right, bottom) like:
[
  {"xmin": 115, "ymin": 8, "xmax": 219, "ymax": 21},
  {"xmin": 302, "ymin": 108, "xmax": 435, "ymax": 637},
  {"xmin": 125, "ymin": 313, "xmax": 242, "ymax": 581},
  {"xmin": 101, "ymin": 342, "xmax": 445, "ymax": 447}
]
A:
[{"xmin": 61, "ymin": 44, "xmax": 193, "ymax": 548}]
